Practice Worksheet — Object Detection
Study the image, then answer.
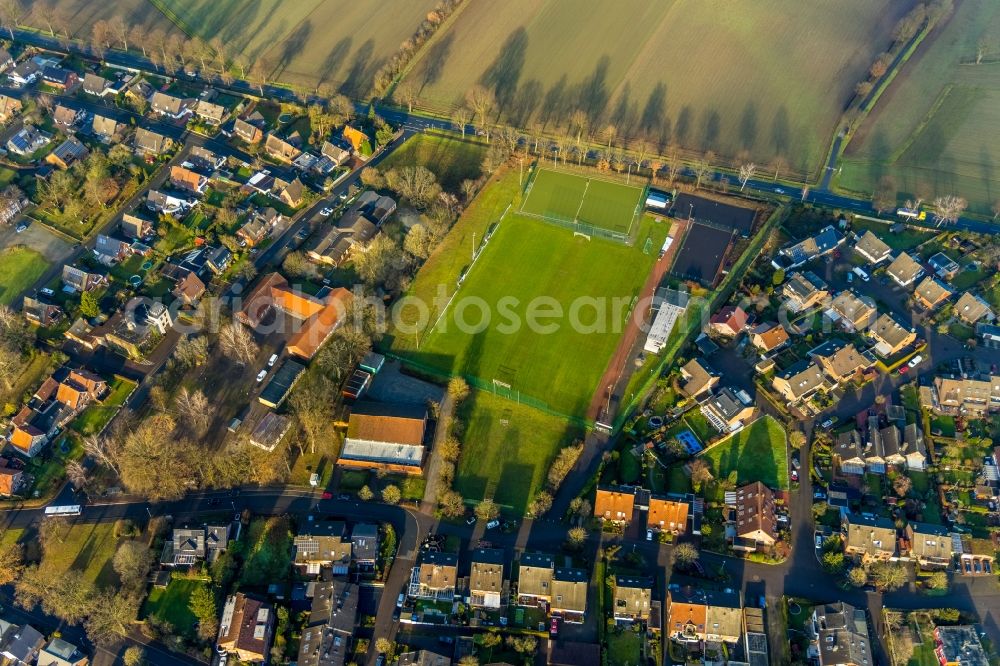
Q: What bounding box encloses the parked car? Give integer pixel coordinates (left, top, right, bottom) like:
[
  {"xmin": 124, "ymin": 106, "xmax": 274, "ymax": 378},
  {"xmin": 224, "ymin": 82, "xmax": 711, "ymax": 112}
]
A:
[
  {"xmin": 813, "ymin": 491, "xmax": 826, "ymax": 500},
  {"xmin": 907, "ymin": 354, "xmax": 923, "ymax": 368},
  {"xmin": 321, "ymin": 491, "xmax": 332, "ymax": 500},
  {"xmin": 320, "ymin": 207, "xmax": 333, "ymax": 216},
  {"xmin": 550, "ymin": 618, "xmax": 559, "ymax": 636},
  {"xmin": 898, "ymin": 365, "xmax": 909, "ymax": 375},
  {"xmin": 821, "ymin": 418, "xmax": 835, "ymax": 428},
  {"xmin": 15, "ymin": 223, "xmax": 26, "ymax": 233},
  {"xmin": 486, "ymin": 519, "xmax": 500, "ymax": 530},
  {"xmin": 790, "ymin": 469, "xmax": 799, "ymax": 482},
  {"xmin": 646, "ymin": 529, "xmax": 653, "ymax": 541},
  {"xmin": 256, "ymin": 370, "xmax": 267, "ymax": 382},
  {"xmin": 438, "ymin": 637, "xmax": 454, "ymax": 645},
  {"xmin": 268, "ymin": 353, "xmax": 279, "ymax": 367},
  {"xmin": 815, "ymin": 534, "xmax": 824, "ymax": 549},
  {"xmin": 396, "ymin": 593, "xmax": 405, "ymax": 608}
]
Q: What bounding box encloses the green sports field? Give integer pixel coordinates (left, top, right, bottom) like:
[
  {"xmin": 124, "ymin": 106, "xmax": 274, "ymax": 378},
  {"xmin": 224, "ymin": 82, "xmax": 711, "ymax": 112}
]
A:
[
  {"xmin": 520, "ymin": 169, "xmax": 644, "ymax": 234},
  {"xmin": 399, "ymin": 178, "xmax": 665, "ymax": 417}
]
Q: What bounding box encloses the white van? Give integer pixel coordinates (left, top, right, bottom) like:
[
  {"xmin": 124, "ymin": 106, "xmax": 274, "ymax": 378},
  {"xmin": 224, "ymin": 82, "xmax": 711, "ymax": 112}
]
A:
[{"xmin": 852, "ymin": 266, "xmax": 870, "ymax": 282}]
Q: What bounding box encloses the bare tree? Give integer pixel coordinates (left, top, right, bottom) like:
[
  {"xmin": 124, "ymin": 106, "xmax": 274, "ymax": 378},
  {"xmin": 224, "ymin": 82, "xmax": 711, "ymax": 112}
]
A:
[
  {"xmin": 992, "ymin": 200, "xmax": 1000, "ymax": 221},
  {"xmin": 218, "ymin": 322, "xmax": 259, "ymax": 366},
  {"xmin": 83, "ymin": 433, "xmax": 121, "ymax": 475},
  {"xmin": 570, "ymin": 109, "xmax": 588, "ymax": 148},
  {"xmin": 249, "ymin": 57, "xmax": 273, "ymax": 96},
  {"xmin": 738, "ymin": 162, "xmax": 756, "ymax": 192},
  {"xmin": 0, "ymin": 0, "xmax": 23, "ymax": 40},
  {"xmin": 128, "ymin": 25, "xmax": 147, "ymax": 57},
  {"xmin": 932, "ymin": 194, "xmax": 967, "ymax": 226},
  {"xmin": 107, "ymin": 15, "xmax": 128, "ymax": 51},
  {"xmin": 600, "ymin": 123, "xmax": 617, "ymax": 150},
  {"xmin": 770, "ymin": 155, "xmax": 787, "ymax": 182},
  {"xmin": 453, "ymin": 108, "xmax": 471, "ymax": 139},
  {"xmin": 395, "ymin": 80, "xmax": 418, "ymax": 113},
  {"xmin": 870, "ymin": 52, "xmax": 892, "ymax": 79},
  {"xmin": 872, "ymin": 175, "xmax": 897, "ymax": 214},
  {"xmin": 465, "ymin": 85, "xmax": 495, "ymax": 141},
  {"xmin": 692, "ymin": 155, "xmax": 712, "ymax": 191},
  {"xmin": 174, "ymin": 387, "xmax": 210, "ymax": 436},
  {"xmin": 65, "ymin": 461, "xmax": 87, "ymax": 490},
  {"xmin": 976, "ymin": 34, "xmax": 994, "ymax": 64},
  {"xmin": 90, "ymin": 20, "xmax": 111, "ymax": 58}
]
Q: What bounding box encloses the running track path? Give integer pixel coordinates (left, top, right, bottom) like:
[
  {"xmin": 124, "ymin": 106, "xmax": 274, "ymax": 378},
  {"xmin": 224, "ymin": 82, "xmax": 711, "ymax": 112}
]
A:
[{"xmin": 587, "ymin": 217, "xmax": 688, "ymax": 422}]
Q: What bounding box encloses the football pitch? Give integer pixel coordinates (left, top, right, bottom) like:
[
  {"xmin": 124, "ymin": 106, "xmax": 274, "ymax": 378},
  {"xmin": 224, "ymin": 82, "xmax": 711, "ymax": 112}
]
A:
[
  {"xmin": 520, "ymin": 169, "xmax": 644, "ymax": 235},
  {"xmin": 408, "ymin": 210, "xmax": 666, "ymax": 418}
]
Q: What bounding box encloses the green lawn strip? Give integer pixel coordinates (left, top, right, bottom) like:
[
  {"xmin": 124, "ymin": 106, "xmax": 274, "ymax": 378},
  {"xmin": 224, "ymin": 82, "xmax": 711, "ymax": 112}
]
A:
[
  {"xmin": 39, "ymin": 522, "xmax": 122, "ymax": 589},
  {"xmin": 607, "ymin": 629, "xmax": 643, "ymax": 666},
  {"xmin": 379, "ymin": 132, "xmax": 486, "ymax": 191},
  {"xmin": 412, "ymin": 213, "xmax": 663, "ymax": 416},
  {"xmin": 141, "ymin": 577, "xmax": 205, "ymax": 638},
  {"xmin": 700, "ymin": 416, "xmax": 788, "ymax": 489},
  {"xmin": 239, "ymin": 517, "xmax": 293, "ymax": 586},
  {"xmin": 0, "ymin": 247, "xmax": 49, "ymax": 305},
  {"xmin": 71, "ymin": 377, "xmax": 136, "ymax": 436},
  {"xmin": 850, "ymin": 219, "xmax": 932, "ymax": 252},
  {"xmin": 453, "ymin": 390, "xmax": 582, "ymax": 513}
]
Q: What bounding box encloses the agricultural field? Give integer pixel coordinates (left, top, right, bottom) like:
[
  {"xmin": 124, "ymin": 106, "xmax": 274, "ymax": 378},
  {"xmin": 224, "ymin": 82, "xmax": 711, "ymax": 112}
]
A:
[
  {"xmin": 395, "ymin": 170, "xmax": 666, "ymax": 417},
  {"xmin": 839, "ymin": 0, "xmax": 1000, "ymax": 214},
  {"xmin": 23, "ymin": 0, "xmax": 176, "ymax": 37},
  {"xmin": 520, "ymin": 169, "xmax": 644, "ymax": 234},
  {"xmin": 453, "ymin": 390, "xmax": 581, "ymax": 513},
  {"xmin": 402, "ymin": 0, "xmax": 915, "ymax": 173},
  {"xmin": 379, "ymin": 132, "xmax": 486, "ymax": 192},
  {"xmin": 0, "ymin": 247, "xmax": 49, "ymax": 305}
]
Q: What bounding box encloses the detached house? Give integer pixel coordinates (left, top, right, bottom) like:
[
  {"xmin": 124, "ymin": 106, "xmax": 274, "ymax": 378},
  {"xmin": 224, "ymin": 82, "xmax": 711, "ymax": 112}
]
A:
[
  {"xmin": 773, "ymin": 225, "xmax": 842, "ymax": 269},
  {"xmin": 828, "ymin": 290, "xmax": 877, "ymax": 331},
  {"xmin": 955, "ymin": 292, "xmax": 994, "ymax": 325},
  {"xmin": 701, "ymin": 386, "xmax": 755, "ymax": 433},
  {"xmin": 914, "ymin": 276, "xmax": 954, "ymax": 310},
  {"xmin": 93, "ymin": 234, "xmax": 133, "ymax": 265},
  {"xmin": 886, "ymin": 252, "xmax": 924, "ymax": 288},
  {"xmin": 468, "ymin": 548, "xmax": 505, "ymax": 610},
  {"xmin": 411, "ymin": 551, "xmax": 458, "ymax": 600},
  {"xmin": 169, "ymin": 165, "xmax": 209, "ymax": 194},
  {"xmin": 928, "ymin": 252, "xmax": 960, "ymax": 280},
  {"xmin": 731, "ymin": 481, "xmax": 778, "ymax": 550},
  {"xmin": 709, "ymin": 305, "xmax": 748, "ymax": 338},
  {"xmin": 41, "ymin": 66, "xmax": 78, "ymax": 90},
  {"xmin": 812, "ymin": 342, "xmax": 873, "ymax": 385},
  {"xmin": 52, "ymin": 104, "xmax": 80, "ymax": 129},
  {"xmin": 22, "ymin": 297, "xmax": 62, "ymax": 327},
  {"xmin": 82, "ymin": 72, "xmax": 108, "ymax": 96},
  {"xmin": 321, "ymin": 141, "xmax": 351, "ymax": 166},
  {"xmin": 218, "ymin": 594, "xmax": 274, "ymax": 664},
  {"xmin": 134, "ymin": 127, "xmax": 172, "ymax": 157},
  {"xmin": 853, "ymin": 230, "xmax": 892, "ymax": 265},
  {"xmin": 749, "ymin": 321, "xmax": 789, "ymax": 355},
  {"xmin": 342, "ymin": 125, "xmax": 370, "ymax": 155},
  {"xmin": 678, "ymin": 358, "xmax": 719, "ymax": 399},
  {"xmin": 783, "ymin": 271, "xmax": 829, "ymax": 312},
  {"xmin": 121, "ymin": 213, "xmax": 154, "ymax": 240},
  {"xmin": 195, "ymin": 99, "xmax": 227, "ymax": 125},
  {"xmin": 45, "ymin": 137, "xmax": 89, "ymax": 170},
  {"xmin": 0, "ymin": 95, "xmax": 23, "ymax": 121},
  {"xmin": 7, "ymin": 125, "xmax": 51, "ymax": 156},
  {"xmin": 150, "ymin": 91, "xmax": 192, "ymax": 119},
  {"xmin": 843, "ymin": 513, "xmax": 896, "ymax": 563},
  {"xmin": 809, "ymin": 602, "xmax": 873, "ymax": 666},
  {"xmin": 772, "ymin": 360, "xmax": 828, "ymax": 404},
  {"xmin": 0, "ymin": 459, "xmax": 26, "ymax": 497},
  {"xmin": 234, "ymin": 117, "xmax": 264, "ymax": 144},
  {"xmin": 265, "ymin": 133, "xmax": 302, "ymax": 163},
  {"xmin": 869, "ymin": 312, "xmax": 915, "ymax": 357},
  {"xmin": 62, "ymin": 265, "xmax": 106, "ymax": 292},
  {"xmin": 91, "ymin": 114, "xmax": 121, "ymax": 142}
]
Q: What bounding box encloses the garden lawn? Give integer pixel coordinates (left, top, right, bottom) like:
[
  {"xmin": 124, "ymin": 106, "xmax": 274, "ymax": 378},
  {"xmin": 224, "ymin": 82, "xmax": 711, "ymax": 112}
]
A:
[
  {"xmin": 141, "ymin": 577, "xmax": 205, "ymax": 638},
  {"xmin": 403, "ymin": 210, "xmax": 665, "ymax": 417},
  {"xmin": 0, "ymin": 247, "xmax": 49, "ymax": 305},
  {"xmin": 71, "ymin": 377, "xmax": 136, "ymax": 437},
  {"xmin": 380, "ymin": 133, "xmax": 486, "ymax": 192},
  {"xmin": 454, "ymin": 390, "xmax": 581, "ymax": 513},
  {"xmin": 39, "ymin": 522, "xmax": 121, "ymax": 589},
  {"xmin": 607, "ymin": 630, "xmax": 642, "ymax": 666},
  {"xmin": 700, "ymin": 416, "xmax": 788, "ymax": 489}
]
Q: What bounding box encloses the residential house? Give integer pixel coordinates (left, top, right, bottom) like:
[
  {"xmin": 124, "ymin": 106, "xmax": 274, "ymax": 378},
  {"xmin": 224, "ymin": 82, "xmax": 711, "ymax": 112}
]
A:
[
  {"xmin": 934, "ymin": 626, "xmax": 990, "ymax": 666},
  {"xmin": 0, "ymin": 95, "xmax": 23, "ymax": 121},
  {"xmin": 647, "ymin": 495, "xmax": 688, "ymax": 535},
  {"xmin": 169, "ymin": 165, "xmax": 209, "ymax": 194},
  {"xmin": 294, "ymin": 521, "xmax": 352, "ymax": 575},
  {"xmin": 52, "ymin": 104, "xmax": 79, "ymax": 129},
  {"xmin": 928, "ymin": 252, "xmax": 961, "ymax": 280},
  {"xmin": 701, "ymin": 386, "xmax": 755, "ymax": 433},
  {"xmin": 595, "ymin": 486, "xmax": 636, "ymax": 523},
  {"xmin": 905, "ymin": 522, "xmax": 952, "ymax": 568},
  {"xmin": 306, "ymin": 217, "xmax": 377, "ymax": 266},
  {"xmin": 853, "ymin": 230, "xmax": 892, "ymax": 265},
  {"xmin": 812, "ymin": 342, "xmax": 873, "ymax": 385},
  {"xmin": 834, "ymin": 430, "xmax": 866, "ymax": 476},
  {"xmin": 164, "ymin": 527, "xmax": 206, "ymax": 566},
  {"xmin": 321, "ymin": 141, "xmax": 351, "ymax": 166},
  {"xmin": 705, "ymin": 593, "xmax": 744, "ymax": 645},
  {"xmin": 61, "ymin": 265, "xmax": 106, "ymax": 293},
  {"xmin": 773, "ymin": 225, "xmax": 842, "ymax": 270},
  {"xmin": 709, "ymin": 305, "xmax": 748, "ymax": 338},
  {"xmin": 237, "ymin": 216, "xmax": 271, "ymax": 248},
  {"xmin": 82, "ymin": 72, "xmax": 108, "ymax": 96},
  {"xmin": 0, "ymin": 459, "xmax": 26, "ymax": 497},
  {"xmin": 749, "ymin": 322, "xmax": 789, "ymax": 355},
  {"xmin": 195, "ymin": 99, "xmax": 227, "ymax": 125},
  {"xmin": 234, "ymin": 117, "xmax": 264, "ymax": 144},
  {"xmin": 613, "ymin": 576, "xmax": 652, "ymax": 622},
  {"xmin": 338, "ymin": 401, "xmax": 428, "ymax": 475},
  {"xmin": 41, "ymin": 66, "xmax": 78, "ymax": 90},
  {"xmin": 297, "ymin": 580, "xmax": 359, "ymax": 666},
  {"xmin": 0, "ymin": 49, "xmax": 12, "ymax": 72},
  {"xmin": 37, "ymin": 637, "xmax": 88, "ymax": 666},
  {"xmin": 218, "ymin": 593, "xmax": 274, "ymax": 664},
  {"xmin": 925, "ymin": 375, "xmax": 1000, "ymax": 417},
  {"xmin": 398, "ymin": 652, "xmax": 451, "ymax": 666},
  {"xmin": 516, "ymin": 553, "xmax": 554, "ymax": 607},
  {"xmin": 678, "ymin": 358, "xmax": 720, "ymax": 399},
  {"xmin": 550, "ymin": 568, "xmax": 588, "ymax": 622},
  {"xmin": 150, "ymin": 91, "xmax": 192, "ymax": 119},
  {"xmin": 0, "ymin": 186, "xmax": 26, "ymax": 225},
  {"xmin": 468, "ymin": 548, "xmax": 505, "ymax": 610},
  {"xmin": 843, "ymin": 513, "xmax": 896, "ymax": 563},
  {"xmin": 249, "ymin": 412, "xmax": 291, "ymax": 452},
  {"xmin": 45, "ymin": 137, "xmax": 89, "ymax": 170},
  {"xmin": 22, "ymin": 296, "xmax": 62, "ymax": 327},
  {"xmin": 172, "ymin": 270, "xmax": 206, "ymax": 306},
  {"xmin": 351, "ymin": 524, "xmax": 378, "ymax": 568},
  {"xmin": 808, "ymin": 602, "xmax": 873, "ymax": 666},
  {"xmin": 914, "ymin": 276, "xmax": 954, "ymax": 310},
  {"xmin": 411, "ymin": 551, "xmax": 458, "ymax": 600},
  {"xmin": 903, "ymin": 423, "xmax": 927, "ymax": 470},
  {"xmin": 955, "ymin": 292, "xmax": 995, "ymax": 325},
  {"xmin": 90, "ymin": 114, "xmax": 121, "ymax": 142},
  {"xmin": 783, "ymin": 271, "xmax": 829, "ymax": 312},
  {"xmin": 206, "ymin": 246, "xmax": 232, "ymax": 274},
  {"xmin": 342, "ymin": 125, "xmax": 370, "ymax": 155},
  {"xmin": 121, "ymin": 213, "xmax": 153, "ymax": 240},
  {"xmin": 666, "ymin": 588, "xmax": 743, "ymax": 647},
  {"xmin": 133, "ymin": 127, "xmax": 172, "ymax": 156},
  {"xmin": 190, "ymin": 145, "xmax": 225, "ymax": 171},
  {"xmin": 881, "ymin": 424, "xmax": 905, "ymax": 467},
  {"xmin": 93, "ymin": 234, "xmax": 133, "ymax": 265},
  {"xmin": 886, "ymin": 252, "xmax": 924, "ymax": 288},
  {"xmin": 6, "ymin": 125, "xmax": 50, "ymax": 156},
  {"xmin": 772, "ymin": 360, "xmax": 828, "ymax": 404},
  {"xmin": 732, "ymin": 481, "xmax": 777, "ymax": 550},
  {"xmin": 869, "ymin": 312, "xmax": 916, "ymax": 357},
  {"xmin": 6, "ymin": 59, "xmax": 40, "ymax": 86},
  {"xmin": 864, "ymin": 416, "xmax": 887, "ymax": 474},
  {"xmin": 147, "ymin": 189, "xmax": 194, "ymax": 217},
  {"xmin": 265, "ymin": 133, "xmax": 302, "ymax": 162},
  {"xmin": 278, "ymin": 177, "xmax": 305, "ymax": 208},
  {"xmin": 828, "ymin": 290, "xmax": 877, "ymax": 331},
  {"xmin": 0, "ymin": 623, "xmax": 45, "ymax": 666}
]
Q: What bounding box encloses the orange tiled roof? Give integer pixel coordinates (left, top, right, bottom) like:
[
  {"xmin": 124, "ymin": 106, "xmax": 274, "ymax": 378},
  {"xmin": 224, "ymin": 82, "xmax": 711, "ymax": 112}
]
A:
[
  {"xmin": 595, "ymin": 487, "xmax": 635, "ymax": 521},
  {"xmin": 271, "ymin": 286, "xmax": 325, "ymax": 320},
  {"xmin": 286, "ymin": 288, "xmax": 353, "ymax": 360},
  {"xmin": 648, "ymin": 497, "xmax": 688, "ymax": 532}
]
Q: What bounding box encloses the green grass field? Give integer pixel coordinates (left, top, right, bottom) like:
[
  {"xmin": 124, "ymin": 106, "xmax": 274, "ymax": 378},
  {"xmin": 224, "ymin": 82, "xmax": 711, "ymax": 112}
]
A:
[
  {"xmin": 840, "ymin": 0, "xmax": 1000, "ymax": 214},
  {"xmin": 141, "ymin": 577, "xmax": 205, "ymax": 638},
  {"xmin": 402, "ymin": 0, "xmax": 913, "ymax": 173},
  {"xmin": 521, "ymin": 169, "xmax": 643, "ymax": 233},
  {"xmin": 380, "ymin": 133, "xmax": 486, "ymax": 192},
  {"xmin": 0, "ymin": 247, "xmax": 49, "ymax": 305},
  {"xmin": 39, "ymin": 522, "xmax": 122, "ymax": 589},
  {"xmin": 454, "ymin": 390, "xmax": 581, "ymax": 513},
  {"xmin": 404, "ymin": 211, "xmax": 664, "ymax": 417},
  {"xmin": 701, "ymin": 416, "xmax": 789, "ymax": 490}
]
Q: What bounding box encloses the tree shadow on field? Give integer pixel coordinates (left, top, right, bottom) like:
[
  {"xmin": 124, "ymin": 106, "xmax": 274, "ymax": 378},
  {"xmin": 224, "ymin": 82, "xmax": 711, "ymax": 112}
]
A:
[
  {"xmin": 771, "ymin": 105, "xmax": 790, "ymax": 156},
  {"xmin": 276, "ymin": 20, "xmax": 313, "ymax": 75},
  {"xmin": 508, "ymin": 79, "xmax": 543, "ymax": 128},
  {"xmin": 318, "ymin": 37, "xmax": 353, "ymax": 88},
  {"xmin": 419, "ymin": 31, "xmax": 454, "ymax": 91},
  {"xmin": 641, "ymin": 82, "xmax": 669, "ymax": 147},
  {"xmin": 739, "ymin": 102, "xmax": 759, "ymax": 154},
  {"xmin": 578, "ymin": 55, "xmax": 612, "ymax": 125},
  {"xmin": 675, "ymin": 105, "xmax": 693, "ymax": 144},
  {"xmin": 481, "ymin": 27, "xmax": 528, "ymax": 112},
  {"xmin": 540, "ymin": 74, "xmax": 568, "ymax": 128},
  {"xmin": 340, "ymin": 39, "xmax": 376, "ymax": 97},
  {"xmin": 611, "ymin": 83, "xmax": 638, "ymax": 139},
  {"xmin": 701, "ymin": 108, "xmax": 721, "ymax": 151},
  {"xmin": 867, "ymin": 130, "xmax": 890, "ymax": 184}
]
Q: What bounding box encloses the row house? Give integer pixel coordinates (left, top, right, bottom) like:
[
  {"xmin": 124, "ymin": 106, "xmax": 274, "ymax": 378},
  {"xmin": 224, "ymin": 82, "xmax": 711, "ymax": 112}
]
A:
[
  {"xmin": 730, "ymin": 481, "xmax": 778, "ymax": 551},
  {"xmin": 843, "ymin": 513, "xmax": 896, "ymax": 563},
  {"xmin": 293, "ymin": 521, "xmax": 353, "ymax": 576},
  {"xmin": 923, "ymin": 375, "xmax": 1000, "ymax": 417},
  {"xmin": 409, "ymin": 551, "xmax": 458, "ymax": 601},
  {"xmin": 904, "ymin": 522, "xmax": 952, "ymax": 568},
  {"xmin": 667, "ymin": 588, "xmax": 743, "ymax": 647},
  {"xmin": 468, "ymin": 547, "xmax": 505, "ymax": 611},
  {"xmin": 7, "ymin": 368, "xmax": 107, "ymax": 457}
]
